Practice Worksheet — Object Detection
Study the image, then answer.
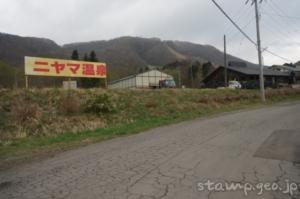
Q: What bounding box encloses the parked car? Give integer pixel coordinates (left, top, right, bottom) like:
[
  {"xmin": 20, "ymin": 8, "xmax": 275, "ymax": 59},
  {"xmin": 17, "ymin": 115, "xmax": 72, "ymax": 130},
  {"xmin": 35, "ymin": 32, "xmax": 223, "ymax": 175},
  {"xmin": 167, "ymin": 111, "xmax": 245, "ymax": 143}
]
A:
[
  {"xmin": 159, "ymin": 79, "xmax": 176, "ymax": 88},
  {"xmin": 241, "ymin": 80, "xmax": 278, "ymax": 89},
  {"xmin": 241, "ymin": 80, "xmax": 259, "ymax": 89},
  {"xmin": 228, "ymin": 80, "xmax": 242, "ymax": 89}
]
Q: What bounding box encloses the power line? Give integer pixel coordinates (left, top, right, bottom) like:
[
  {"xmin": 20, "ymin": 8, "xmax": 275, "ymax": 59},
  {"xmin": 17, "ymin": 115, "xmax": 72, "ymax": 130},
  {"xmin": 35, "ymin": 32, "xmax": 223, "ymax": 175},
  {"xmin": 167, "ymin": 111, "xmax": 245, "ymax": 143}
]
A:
[
  {"xmin": 262, "ymin": 26, "xmax": 296, "ymax": 49},
  {"xmin": 264, "ymin": 2, "xmax": 300, "ymax": 34},
  {"xmin": 237, "ymin": 36, "xmax": 246, "ymax": 54},
  {"xmin": 211, "ymin": 0, "xmax": 293, "ymax": 63},
  {"xmin": 262, "ymin": 20, "xmax": 300, "ymax": 46},
  {"xmin": 211, "ymin": 0, "xmax": 257, "ymax": 46},
  {"xmin": 261, "ymin": 12, "xmax": 300, "ymax": 20},
  {"xmin": 260, "ymin": 3, "xmax": 300, "ymax": 47},
  {"xmin": 264, "ymin": 49, "xmax": 293, "ymax": 62},
  {"xmin": 227, "ymin": 17, "xmax": 255, "ymax": 42},
  {"xmin": 267, "ymin": 1, "xmax": 300, "ymax": 31},
  {"xmin": 223, "ymin": 2, "xmax": 250, "ymax": 32},
  {"xmin": 262, "ymin": 16, "xmax": 300, "ymax": 44},
  {"xmin": 225, "ymin": 4, "xmax": 254, "ymax": 36},
  {"xmin": 270, "ymin": 0, "xmax": 298, "ymax": 20}
]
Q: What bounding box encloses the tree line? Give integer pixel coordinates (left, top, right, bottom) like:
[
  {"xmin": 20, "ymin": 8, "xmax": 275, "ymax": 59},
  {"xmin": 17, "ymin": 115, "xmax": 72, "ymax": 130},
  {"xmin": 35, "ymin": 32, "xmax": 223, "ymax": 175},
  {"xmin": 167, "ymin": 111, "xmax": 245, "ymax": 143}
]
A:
[
  {"xmin": 71, "ymin": 50, "xmax": 104, "ymax": 88},
  {"xmin": 162, "ymin": 60, "xmax": 214, "ymax": 88}
]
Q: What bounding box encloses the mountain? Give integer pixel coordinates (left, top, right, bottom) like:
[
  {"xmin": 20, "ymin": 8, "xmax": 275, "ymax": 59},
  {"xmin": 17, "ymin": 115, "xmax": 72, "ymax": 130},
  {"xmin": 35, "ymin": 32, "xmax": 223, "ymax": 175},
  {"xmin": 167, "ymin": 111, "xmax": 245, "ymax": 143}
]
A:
[
  {"xmin": 296, "ymin": 61, "xmax": 300, "ymax": 65},
  {"xmin": 64, "ymin": 37, "xmax": 252, "ymax": 80},
  {"xmin": 0, "ymin": 32, "xmax": 65, "ymax": 67},
  {"xmin": 0, "ymin": 32, "xmax": 252, "ymax": 80},
  {"xmin": 63, "ymin": 37, "xmax": 189, "ymax": 79}
]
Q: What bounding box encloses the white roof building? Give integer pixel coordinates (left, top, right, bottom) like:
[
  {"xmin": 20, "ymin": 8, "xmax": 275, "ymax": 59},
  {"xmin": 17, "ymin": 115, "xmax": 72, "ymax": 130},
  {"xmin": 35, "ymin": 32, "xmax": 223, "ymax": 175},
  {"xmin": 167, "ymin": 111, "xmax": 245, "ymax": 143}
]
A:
[{"xmin": 109, "ymin": 70, "xmax": 173, "ymax": 89}]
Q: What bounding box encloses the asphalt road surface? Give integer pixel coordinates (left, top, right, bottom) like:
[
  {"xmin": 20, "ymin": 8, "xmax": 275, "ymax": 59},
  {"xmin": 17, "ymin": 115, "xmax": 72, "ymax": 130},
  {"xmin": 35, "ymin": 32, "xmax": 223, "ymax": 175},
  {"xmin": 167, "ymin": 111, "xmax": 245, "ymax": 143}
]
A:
[{"xmin": 1, "ymin": 102, "xmax": 300, "ymax": 199}]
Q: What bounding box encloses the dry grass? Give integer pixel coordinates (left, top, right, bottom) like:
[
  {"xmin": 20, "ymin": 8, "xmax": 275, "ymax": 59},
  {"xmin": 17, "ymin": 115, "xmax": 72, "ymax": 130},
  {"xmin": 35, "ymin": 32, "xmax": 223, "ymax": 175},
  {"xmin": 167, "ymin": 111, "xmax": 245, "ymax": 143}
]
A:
[
  {"xmin": 11, "ymin": 100, "xmax": 42, "ymax": 123},
  {"xmin": 144, "ymin": 101, "xmax": 158, "ymax": 108},
  {"xmin": 59, "ymin": 95, "xmax": 82, "ymax": 115},
  {"xmin": 0, "ymin": 88, "xmax": 300, "ymax": 140}
]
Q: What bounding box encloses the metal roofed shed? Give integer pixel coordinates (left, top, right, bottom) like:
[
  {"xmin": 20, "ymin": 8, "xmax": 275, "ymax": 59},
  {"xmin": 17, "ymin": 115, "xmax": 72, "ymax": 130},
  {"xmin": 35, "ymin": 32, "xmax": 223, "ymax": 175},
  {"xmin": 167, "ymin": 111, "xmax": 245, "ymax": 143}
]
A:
[{"xmin": 108, "ymin": 70, "xmax": 174, "ymax": 89}]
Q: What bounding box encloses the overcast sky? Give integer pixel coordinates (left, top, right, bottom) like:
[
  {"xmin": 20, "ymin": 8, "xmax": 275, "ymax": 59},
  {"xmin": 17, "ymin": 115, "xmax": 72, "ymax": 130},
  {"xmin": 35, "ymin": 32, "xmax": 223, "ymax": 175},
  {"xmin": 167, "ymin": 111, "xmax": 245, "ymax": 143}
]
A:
[{"xmin": 0, "ymin": 0, "xmax": 299, "ymax": 65}]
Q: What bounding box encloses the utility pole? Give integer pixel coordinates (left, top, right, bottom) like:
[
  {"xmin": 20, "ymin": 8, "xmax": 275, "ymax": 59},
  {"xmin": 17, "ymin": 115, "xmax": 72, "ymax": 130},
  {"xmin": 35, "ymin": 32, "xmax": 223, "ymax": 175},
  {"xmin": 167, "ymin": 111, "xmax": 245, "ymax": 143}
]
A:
[
  {"xmin": 211, "ymin": 0, "xmax": 267, "ymax": 102},
  {"xmin": 254, "ymin": 0, "xmax": 266, "ymax": 102},
  {"xmin": 177, "ymin": 67, "xmax": 182, "ymax": 88},
  {"xmin": 224, "ymin": 35, "xmax": 228, "ymax": 87},
  {"xmin": 190, "ymin": 64, "xmax": 194, "ymax": 88}
]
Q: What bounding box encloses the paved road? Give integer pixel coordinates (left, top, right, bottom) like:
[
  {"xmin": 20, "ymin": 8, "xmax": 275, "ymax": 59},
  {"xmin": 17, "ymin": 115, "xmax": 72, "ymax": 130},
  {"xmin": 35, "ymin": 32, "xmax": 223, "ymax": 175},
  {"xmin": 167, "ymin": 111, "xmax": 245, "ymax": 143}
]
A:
[{"xmin": 1, "ymin": 103, "xmax": 300, "ymax": 199}]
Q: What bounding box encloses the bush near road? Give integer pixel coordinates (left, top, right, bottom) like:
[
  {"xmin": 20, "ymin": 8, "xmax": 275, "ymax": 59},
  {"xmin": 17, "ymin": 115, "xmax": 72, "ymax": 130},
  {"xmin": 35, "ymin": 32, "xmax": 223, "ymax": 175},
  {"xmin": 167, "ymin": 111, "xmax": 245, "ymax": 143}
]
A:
[{"xmin": 0, "ymin": 88, "xmax": 300, "ymax": 159}]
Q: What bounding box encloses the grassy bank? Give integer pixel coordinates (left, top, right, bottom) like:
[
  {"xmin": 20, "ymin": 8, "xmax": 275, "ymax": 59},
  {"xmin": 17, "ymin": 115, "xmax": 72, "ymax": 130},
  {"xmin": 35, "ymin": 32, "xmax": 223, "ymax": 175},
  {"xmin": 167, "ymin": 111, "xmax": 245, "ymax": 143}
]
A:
[{"xmin": 1, "ymin": 88, "xmax": 300, "ymax": 160}]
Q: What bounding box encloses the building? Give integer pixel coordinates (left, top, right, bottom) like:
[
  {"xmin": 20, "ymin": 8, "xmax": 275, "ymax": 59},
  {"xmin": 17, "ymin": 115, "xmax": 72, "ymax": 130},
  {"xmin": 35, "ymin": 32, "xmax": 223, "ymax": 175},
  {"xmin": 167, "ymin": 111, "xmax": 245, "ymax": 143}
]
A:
[
  {"xmin": 202, "ymin": 63, "xmax": 290, "ymax": 88},
  {"xmin": 270, "ymin": 65, "xmax": 300, "ymax": 83},
  {"xmin": 109, "ymin": 70, "xmax": 174, "ymax": 89},
  {"xmin": 295, "ymin": 65, "xmax": 300, "ymax": 83}
]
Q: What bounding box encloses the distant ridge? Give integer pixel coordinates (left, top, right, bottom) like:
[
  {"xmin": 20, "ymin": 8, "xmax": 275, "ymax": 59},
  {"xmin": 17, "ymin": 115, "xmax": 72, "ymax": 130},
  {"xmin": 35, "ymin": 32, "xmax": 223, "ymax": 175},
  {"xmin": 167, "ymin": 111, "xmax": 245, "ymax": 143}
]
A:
[{"xmin": 0, "ymin": 32, "xmax": 253, "ymax": 80}]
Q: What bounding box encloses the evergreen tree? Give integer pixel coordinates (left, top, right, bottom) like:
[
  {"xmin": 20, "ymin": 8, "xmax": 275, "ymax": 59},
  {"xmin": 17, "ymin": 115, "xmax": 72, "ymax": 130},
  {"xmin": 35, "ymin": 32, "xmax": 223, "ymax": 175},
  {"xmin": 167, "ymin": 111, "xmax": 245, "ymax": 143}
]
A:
[
  {"xmin": 139, "ymin": 68, "xmax": 144, "ymax": 73},
  {"xmin": 283, "ymin": 62, "xmax": 296, "ymax": 68},
  {"xmin": 202, "ymin": 62, "xmax": 213, "ymax": 77},
  {"xmin": 188, "ymin": 62, "xmax": 200, "ymax": 88},
  {"xmin": 83, "ymin": 53, "xmax": 88, "ymax": 61},
  {"xmin": 71, "ymin": 50, "xmax": 79, "ymax": 60},
  {"xmin": 89, "ymin": 51, "xmax": 98, "ymax": 62},
  {"xmin": 0, "ymin": 61, "xmax": 15, "ymax": 88},
  {"xmin": 189, "ymin": 62, "xmax": 200, "ymax": 80},
  {"xmin": 81, "ymin": 50, "xmax": 100, "ymax": 88},
  {"xmin": 69, "ymin": 50, "xmax": 79, "ymax": 85}
]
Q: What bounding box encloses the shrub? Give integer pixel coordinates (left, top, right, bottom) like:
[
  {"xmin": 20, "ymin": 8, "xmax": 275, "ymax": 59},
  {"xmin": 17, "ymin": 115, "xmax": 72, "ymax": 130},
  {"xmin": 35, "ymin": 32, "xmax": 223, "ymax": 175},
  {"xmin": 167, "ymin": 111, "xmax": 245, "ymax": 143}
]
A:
[
  {"xmin": 59, "ymin": 95, "xmax": 82, "ymax": 115},
  {"xmin": 11, "ymin": 100, "xmax": 42, "ymax": 123},
  {"xmin": 144, "ymin": 101, "xmax": 158, "ymax": 108},
  {"xmin": 198, "ymin": 97, "xmax": 210, "ymax": 104},
  {"xmin": 84, "ymin": 93, "xmax": 116, "ymax": 115},
  {"xmin": 0, "ymin": 108, "xmax": 8, "ymax": 129}
]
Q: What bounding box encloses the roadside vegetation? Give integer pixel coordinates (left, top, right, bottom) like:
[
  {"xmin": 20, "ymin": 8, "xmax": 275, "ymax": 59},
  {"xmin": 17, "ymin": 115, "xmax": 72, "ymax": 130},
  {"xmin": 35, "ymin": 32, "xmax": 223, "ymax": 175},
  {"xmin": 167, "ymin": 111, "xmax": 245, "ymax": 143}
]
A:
[{"xmin": 1, "ymin": 88, "xmax": 300, "ymax": 160}]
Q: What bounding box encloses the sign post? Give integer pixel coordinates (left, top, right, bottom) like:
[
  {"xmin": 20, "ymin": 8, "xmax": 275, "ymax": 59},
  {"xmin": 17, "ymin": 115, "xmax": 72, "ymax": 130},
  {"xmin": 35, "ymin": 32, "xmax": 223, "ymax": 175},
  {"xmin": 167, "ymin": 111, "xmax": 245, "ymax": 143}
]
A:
[
  {"xmin": 104, "ymin": 78, "xmax": 108, "ymax": 88},
  {"xmin": 25, "ymin": 76, "xmax": 29, "ymax": 89}
]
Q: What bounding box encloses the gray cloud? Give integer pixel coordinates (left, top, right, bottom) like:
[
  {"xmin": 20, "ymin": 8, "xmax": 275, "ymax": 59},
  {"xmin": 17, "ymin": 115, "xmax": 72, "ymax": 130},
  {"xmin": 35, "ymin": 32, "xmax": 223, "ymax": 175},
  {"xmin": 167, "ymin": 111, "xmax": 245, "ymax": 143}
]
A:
[{"xmin": 0, "ymin": 0, "xmax": 299, "ymax": 65}]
